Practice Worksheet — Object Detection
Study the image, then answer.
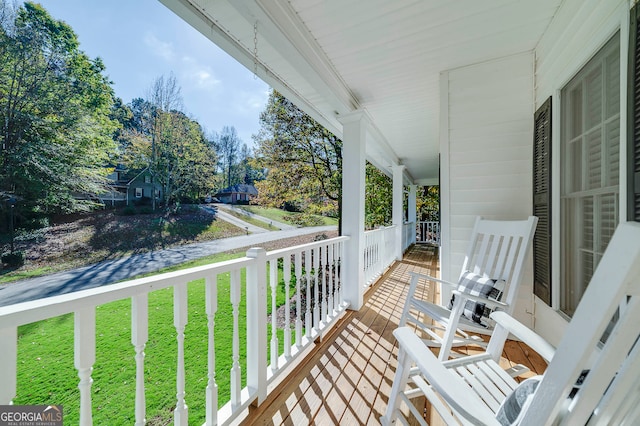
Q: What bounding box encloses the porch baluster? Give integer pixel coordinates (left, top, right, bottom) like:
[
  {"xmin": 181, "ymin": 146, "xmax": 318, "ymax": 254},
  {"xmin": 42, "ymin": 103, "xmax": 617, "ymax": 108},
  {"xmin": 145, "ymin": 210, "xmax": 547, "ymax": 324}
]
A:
[
  {"xmin": 131, "ymin": 294, "xmax": 148, "ymax": 426},
  {"xmin": 205, "ymin": 276, "xmax": 218, "ymax": 426},
  {"xmin": 74, "ymin": 307, "xmax": 95, "ymax": 426},
  {"xmin": 294, "ymin": 253, "xmax": 303, "ymax": 349},
  {"xmin": 328, "ymin": 243, "xmax": 335, "ymax": 315},
  {"xmin": 312, "ymin": 245, "xmax": 320, "ymax": 332},
  {"xmin": 304, "ymin": 248, "xmax": 312, "ymax": 337},
  {"xmin": 338, "ymin": 240, "xmax": 344, "ymax": 306},
  {"xmin": 173, "ymin": 282, "xmax": 188, "ymax": 425},
  {"xmin": 0, "ymin": 327, "xmax": 17, "ymax": 405},
  {"xmin": 321, "ymin": 245, "xmax": 328, "ymax": 325},
  {"xmin": 283, "ymin": 254, "xmax": 292, "ymax": 359},
  {"xmin": 230, "ymin": 269, "xmax": 242, "ymax": 408},
  {"xmin": 269, "ymin": 258, "xmax": 278, "ymax": 371}
]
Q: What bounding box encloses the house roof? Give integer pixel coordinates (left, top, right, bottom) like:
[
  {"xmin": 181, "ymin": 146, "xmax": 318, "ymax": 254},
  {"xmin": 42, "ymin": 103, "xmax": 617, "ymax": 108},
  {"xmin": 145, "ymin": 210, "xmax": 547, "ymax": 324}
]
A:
[
  {"xmin": 159, "ymin": 0, "xmax": 564, "ymax": 185},
  {"xmin": 217, "ymin": 184, "xmax": 259, "ymax": 195}
]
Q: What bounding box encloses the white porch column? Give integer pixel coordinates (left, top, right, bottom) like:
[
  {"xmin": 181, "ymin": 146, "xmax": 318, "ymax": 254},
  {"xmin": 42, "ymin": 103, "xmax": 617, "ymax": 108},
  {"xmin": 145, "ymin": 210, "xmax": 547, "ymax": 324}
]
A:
[
  {"xmin": 392, "ymin": 164, "xmax": 405, "ymax": 260},
  {"xmin": 340, "ymin": 111, "xmax": 367, "ymax": 311},
  {"xmin": 408, "ymin": 185, "xmax": 417, "ymax": 245}
]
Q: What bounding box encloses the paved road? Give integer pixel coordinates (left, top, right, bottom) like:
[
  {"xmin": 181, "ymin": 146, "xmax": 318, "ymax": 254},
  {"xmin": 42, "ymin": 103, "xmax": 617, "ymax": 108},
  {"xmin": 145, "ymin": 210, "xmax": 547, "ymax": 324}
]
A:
[{"xmin": 0, "ymin": 225, "xmax": 337, "ymax": 307}]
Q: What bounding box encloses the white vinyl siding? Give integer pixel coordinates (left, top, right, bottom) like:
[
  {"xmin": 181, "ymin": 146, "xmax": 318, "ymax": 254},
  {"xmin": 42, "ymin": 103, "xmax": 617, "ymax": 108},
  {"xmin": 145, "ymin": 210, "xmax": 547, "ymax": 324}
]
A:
[
  {"xmin": 560, "ymin": 34, "xmax": 620, "ymax": 316},
  {"xmin": 441, "ymin": 52, "xmax": 534, "ymax": 326},
  {"xmin": 531, "ymin": 0, "xmax": 626, "ymax": 346}
]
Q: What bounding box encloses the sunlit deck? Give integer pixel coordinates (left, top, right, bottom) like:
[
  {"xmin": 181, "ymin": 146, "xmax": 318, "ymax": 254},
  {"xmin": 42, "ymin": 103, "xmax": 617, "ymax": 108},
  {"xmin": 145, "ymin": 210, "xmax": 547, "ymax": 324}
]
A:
[{"xmin": 242, "ymin": 244, "xmax": 548, "ymax": 425}]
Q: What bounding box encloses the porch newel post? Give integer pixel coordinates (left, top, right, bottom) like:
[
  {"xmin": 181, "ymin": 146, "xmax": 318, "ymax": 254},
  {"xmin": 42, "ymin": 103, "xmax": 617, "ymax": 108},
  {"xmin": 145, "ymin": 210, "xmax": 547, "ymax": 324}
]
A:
[
  {"xmin": 392, "ymin": 164, "xmax": 405, "ymax": 260},
  {"xmin": 339, "ymin": 111, "xmax": 367, "ymax": 310},
  {"xmin": 246, "ymin": 247, "xmax": 267, "ymax": 405},
  {"xmin": 408, "ymin": 185, "xmax": 417, "ymax": 245}
]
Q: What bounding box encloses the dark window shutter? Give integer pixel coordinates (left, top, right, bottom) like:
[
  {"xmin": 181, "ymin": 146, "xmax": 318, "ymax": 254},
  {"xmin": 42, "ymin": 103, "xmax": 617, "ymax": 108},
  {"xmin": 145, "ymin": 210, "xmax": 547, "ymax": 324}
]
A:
[
  {"xmin": 533, "ymin": 97, "xmax": 552, "ymax": 305},
  {"xmin": 629, "ymin": 4, "xmax": 640, "ymax": 223}
]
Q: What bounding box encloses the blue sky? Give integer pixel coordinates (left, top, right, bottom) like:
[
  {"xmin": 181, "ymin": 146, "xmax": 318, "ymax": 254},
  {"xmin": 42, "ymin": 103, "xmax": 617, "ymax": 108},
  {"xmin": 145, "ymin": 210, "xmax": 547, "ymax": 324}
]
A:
[{"xmin": 32, "ymin": 0, "xmax": 270, "ymax": 146}]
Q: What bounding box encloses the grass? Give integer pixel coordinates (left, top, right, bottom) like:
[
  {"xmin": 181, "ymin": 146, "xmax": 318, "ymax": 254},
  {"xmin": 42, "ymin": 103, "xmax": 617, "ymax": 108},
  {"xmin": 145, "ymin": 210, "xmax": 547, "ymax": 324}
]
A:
[
  {"xmin": 219, "ymin": 208, "xmax": 278, "ymax": 231},
  {"xmin": 15, "ymin": 251, "xmax": 296, "ymax": 425},
  {"xmin": 236, "ymin": 205, "xmax": 339, "ymax": 226}
]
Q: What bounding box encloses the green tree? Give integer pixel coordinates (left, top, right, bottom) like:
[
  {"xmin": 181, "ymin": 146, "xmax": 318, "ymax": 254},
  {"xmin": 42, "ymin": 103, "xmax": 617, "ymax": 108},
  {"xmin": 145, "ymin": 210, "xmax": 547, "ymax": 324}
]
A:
[
  {"xmin": 0, "ymin": 1, "xmax": 117, "ymax": 216},
  {"xmin": 253, "ymin": 90, "xmax": 341, "ymax": 216},
  {"xmin": 365, "ymin": 163, "xmax": 392, "ymax": 229},
  {"xmin": 417, "ymin": 185, "xmax": 439, "ymax": 221},
  {"xmin": 155, "ymin": 110, "xmax": 216, "ymax": 206},
  {"xmin": 118, "ymin": 76, "xmax": 217, "ymax": 208}
]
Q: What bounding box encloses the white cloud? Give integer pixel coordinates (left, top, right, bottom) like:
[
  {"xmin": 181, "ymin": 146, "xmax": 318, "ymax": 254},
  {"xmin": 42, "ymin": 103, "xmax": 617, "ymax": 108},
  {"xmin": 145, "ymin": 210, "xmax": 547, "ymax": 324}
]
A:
[
  {"xmin": 233, "ymin": 89, "xmax": 270, "ymax": 115},
  {"xmin": 143, "ymin": 32, "xmax": 175, "ymax": 61},
  {"xmin": 180, "ymin": 56, "xmax": 221, "ymax": 92}
]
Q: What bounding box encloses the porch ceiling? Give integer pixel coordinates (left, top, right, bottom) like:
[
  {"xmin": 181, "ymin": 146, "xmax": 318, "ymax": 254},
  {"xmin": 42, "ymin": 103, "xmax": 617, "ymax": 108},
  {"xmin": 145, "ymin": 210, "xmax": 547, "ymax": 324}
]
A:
[{"xmin": 160, "ymin": 0, "xmax": 562, "ymax": 185}]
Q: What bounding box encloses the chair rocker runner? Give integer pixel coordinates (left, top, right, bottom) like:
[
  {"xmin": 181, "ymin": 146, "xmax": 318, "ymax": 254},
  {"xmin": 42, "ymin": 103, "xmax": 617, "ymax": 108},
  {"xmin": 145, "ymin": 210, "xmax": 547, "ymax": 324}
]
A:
[
  {"xmin": 383, "ymin": 221, "xmax": 640, "ymax": 425},
  {"xmin": 400, "ymin": 216, "xmax": 538, "ymax": 360}
]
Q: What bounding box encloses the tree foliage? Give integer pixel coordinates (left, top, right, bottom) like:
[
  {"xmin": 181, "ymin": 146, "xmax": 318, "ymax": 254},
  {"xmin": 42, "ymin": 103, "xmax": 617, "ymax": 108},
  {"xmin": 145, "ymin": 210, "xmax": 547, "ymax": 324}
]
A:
[
  {"xmin": 113, "ymin": 75, "xmax": 218, "ymax": 208},
  {"xmin": 0, "ymin": 1, "xmax": 118, "ymax": 215},
  {"xmin": 253, "ymin": 90, "xmax": 341, "ymax": 216},
  {"xmin": 365, "ymin": 163, "xmax": 392, "ymax": 229}
]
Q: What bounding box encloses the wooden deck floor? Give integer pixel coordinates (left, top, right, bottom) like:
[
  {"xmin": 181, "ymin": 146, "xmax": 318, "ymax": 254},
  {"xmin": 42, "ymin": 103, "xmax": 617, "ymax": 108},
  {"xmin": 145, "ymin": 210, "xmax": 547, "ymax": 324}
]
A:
[{"xmin": 242, "ymin": 245, "xmax": 547, "ymax": 425}]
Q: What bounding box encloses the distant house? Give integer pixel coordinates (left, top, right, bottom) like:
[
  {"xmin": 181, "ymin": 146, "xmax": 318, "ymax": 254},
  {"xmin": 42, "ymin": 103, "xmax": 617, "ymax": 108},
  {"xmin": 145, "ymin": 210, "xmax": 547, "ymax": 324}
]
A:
[
  {"xmin": 215, "ymin": 184, "xmax": 258, "ymax": 204},
  {"xmin": 100, "ymin": 165, "xmax": 162, "ymax": 206}
]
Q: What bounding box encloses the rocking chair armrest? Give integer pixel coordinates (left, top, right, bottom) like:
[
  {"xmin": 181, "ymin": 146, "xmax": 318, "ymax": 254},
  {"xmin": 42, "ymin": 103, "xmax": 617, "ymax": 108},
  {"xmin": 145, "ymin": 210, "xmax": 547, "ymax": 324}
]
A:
[
  {"xmin": 452, "ymin": 290, "xmax": 509, "ymax": 310},
  {"xmin": 490, "ymin": 311, "xmax": 556, "ymax": 363},
  {"xmin": 409, "ymin": 272, "xmax": 458, "ymax": 289},
  {"xmin": 393, "ymin": 327, "xmax": 500, "ymax": 425}
]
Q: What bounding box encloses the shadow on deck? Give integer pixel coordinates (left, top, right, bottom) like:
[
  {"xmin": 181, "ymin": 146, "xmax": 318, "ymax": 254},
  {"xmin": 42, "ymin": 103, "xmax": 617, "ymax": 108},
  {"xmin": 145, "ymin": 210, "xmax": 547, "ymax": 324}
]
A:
[{"xmin": 242, "ymin": 244, "xmax": 547, "ymax": 425}]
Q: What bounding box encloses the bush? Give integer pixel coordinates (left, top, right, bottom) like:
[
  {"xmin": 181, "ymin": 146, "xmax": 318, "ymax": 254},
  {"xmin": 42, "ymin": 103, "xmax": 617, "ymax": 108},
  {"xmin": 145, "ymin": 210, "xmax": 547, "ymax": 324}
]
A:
[
  {"xmin": 2, "ymin": 251, "xmax": 25, "ymax": 267},
  {"xmin": 283, "ymin": 213, "xmax": 324, "ymax": 227},
  {"xmin": 121, "ymin": 206, "xmax": 136, "ymax": 216},
  {"xmin": 23, "ymin": 217, "xmax": 50, "ymax": 230},
  {"xmin": 137, "ymin": 206, "xmax": 154, "ymax": 215}
]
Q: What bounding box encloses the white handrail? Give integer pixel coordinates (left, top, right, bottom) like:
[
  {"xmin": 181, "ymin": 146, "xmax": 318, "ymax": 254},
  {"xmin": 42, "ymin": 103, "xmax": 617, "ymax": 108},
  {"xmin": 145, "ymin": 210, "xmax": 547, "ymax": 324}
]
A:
[{"xmin": 0, "ymin": 235, "xmax": 350, "ymax": 426}]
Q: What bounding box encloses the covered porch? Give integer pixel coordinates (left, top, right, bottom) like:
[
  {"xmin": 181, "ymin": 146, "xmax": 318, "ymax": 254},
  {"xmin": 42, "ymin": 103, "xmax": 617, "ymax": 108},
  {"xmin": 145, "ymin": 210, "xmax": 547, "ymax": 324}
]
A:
[
  {"xmin": 241, "ymin": 244, "xmax": 546, "ymax": 425},
  {"xmin": 0, "ymin": 233, "xmax": 547, "ymax": 425}
]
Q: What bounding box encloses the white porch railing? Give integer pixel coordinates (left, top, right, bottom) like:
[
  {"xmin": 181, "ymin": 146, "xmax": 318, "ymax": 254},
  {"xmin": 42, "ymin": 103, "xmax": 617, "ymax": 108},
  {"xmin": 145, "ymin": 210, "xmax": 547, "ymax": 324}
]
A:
[
  {"xmin": 416, "ymin": 221, "xmax": 440, "ymax": 245},
  {"xmin": 363, "ymin": 225, "xmax": 396, "ymax": 286},
  {"xmin": 403, "ymin": 221, "xmax": 415, "ymax": 250},
  {"xmin": 0, "ymin": 236, "xmax": 349, "ymax": 426}
]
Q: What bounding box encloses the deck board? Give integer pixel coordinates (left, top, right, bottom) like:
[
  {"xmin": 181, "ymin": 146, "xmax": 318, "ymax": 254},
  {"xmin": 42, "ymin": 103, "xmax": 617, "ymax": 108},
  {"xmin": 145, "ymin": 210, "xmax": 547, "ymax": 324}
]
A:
[{"xmin": 241, "ymin": 245, "xmax": 546, "ymax": 425}]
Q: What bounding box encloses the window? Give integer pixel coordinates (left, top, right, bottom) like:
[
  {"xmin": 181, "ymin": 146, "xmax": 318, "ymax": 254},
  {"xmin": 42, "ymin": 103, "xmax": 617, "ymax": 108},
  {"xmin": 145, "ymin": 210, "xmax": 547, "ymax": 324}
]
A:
[
  {"xmin": 560, "ymin": 34, "xmax": 620, "ymax": 316},
  {"xmin": 144, "ymin": 175, "xmax": 151, "ymax": 184},
  {"xmin": 135, "ymin": 187, "xmax": 143, "ymax": 198}
]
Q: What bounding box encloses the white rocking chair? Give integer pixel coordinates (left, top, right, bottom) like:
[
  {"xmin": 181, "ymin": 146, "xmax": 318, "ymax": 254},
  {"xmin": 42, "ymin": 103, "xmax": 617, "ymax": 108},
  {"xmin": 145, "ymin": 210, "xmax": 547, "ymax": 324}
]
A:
[
  {"xmin": 400, "ymin": 216, "xmax": 538, "ymax": 360},
  {"xmin": 383, "ymin": 221, "xmax": 640, "ymax": 425}
]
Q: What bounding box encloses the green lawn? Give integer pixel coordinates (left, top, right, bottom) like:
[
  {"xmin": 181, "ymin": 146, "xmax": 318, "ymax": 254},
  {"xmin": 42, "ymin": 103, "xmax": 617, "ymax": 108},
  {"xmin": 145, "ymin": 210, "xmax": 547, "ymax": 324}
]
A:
[
  {"xmin": 220, "ymin": 208, "xmax": 278, "ymax": 231},
  {"xmin": 15, "ymin": 251, "xmax": 296, "ymax": 425},
  {"xmin": 237, "ymin": 205, "xmax": 339, "ymax": 226}
]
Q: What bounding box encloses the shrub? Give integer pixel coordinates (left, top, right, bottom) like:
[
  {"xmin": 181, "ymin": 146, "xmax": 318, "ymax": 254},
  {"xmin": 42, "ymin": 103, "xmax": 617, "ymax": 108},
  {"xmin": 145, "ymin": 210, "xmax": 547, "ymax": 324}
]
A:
[
  {"xmin": 121, "ymin": 206, "xmax": 136, "ymax": 216},
  {"xmin": 2, "ymin": 251, "xmax": 25, "ymax": 267},
  {"xmin": 137, "ymin": 206, "xmax": 154, "ymax": 215},
  {"xmin": 283, "ymin": 213, "xmax": 323, "ymax": 227}
]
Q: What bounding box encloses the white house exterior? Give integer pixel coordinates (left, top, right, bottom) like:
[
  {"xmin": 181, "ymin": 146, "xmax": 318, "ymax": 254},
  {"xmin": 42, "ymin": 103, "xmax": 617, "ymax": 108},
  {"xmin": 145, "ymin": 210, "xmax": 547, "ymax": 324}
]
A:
[{"xmin": 3, "ymin": 1, "xmax": 640, "ymax": 424}]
